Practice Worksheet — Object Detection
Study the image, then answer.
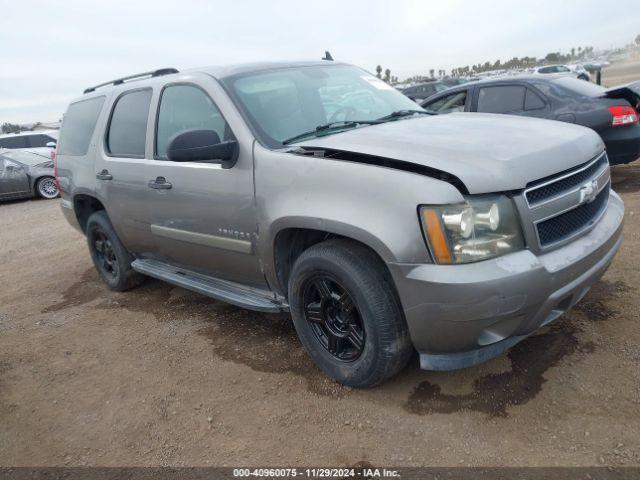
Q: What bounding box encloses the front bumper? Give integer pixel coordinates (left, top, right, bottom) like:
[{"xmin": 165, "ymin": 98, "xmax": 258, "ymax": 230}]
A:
[{"xmin": 389, "ymin": 190, "xmax": 624, "ymax": 370}]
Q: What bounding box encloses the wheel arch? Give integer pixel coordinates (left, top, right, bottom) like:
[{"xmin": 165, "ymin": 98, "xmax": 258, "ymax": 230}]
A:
[
  {"xmin": 268, "ymin": 218, "xmax": 396, "ymax": 298},
  {"xmin": 73, "ymin": 193, "xmax": 107, "ymax": 233}
]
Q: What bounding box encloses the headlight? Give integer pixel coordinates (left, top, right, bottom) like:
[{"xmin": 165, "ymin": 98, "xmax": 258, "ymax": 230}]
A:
[{"xmin": 420, "ymin": 195, "xmax": 524, "ymax": 264}]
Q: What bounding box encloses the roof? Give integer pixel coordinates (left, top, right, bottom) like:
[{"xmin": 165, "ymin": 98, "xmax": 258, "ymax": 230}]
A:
[
  {"xmin": 78, "ymin": 60, "xmax": 351, "ymax": 100},
  {"xmin": 452, "ymin": 73, "xmax": 575, "ymax": 87},
  {"xmin": 195, "ymin": 60, "xmax": 350, "ymax": 79}
]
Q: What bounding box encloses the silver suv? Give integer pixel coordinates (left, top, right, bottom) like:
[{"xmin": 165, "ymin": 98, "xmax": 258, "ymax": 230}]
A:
[{"xmin": 56, "ymin": 62, "xmax": 624, "ymax": 387}]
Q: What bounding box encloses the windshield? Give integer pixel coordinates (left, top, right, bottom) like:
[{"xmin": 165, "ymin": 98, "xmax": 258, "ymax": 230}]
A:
[{"xmin": 222, "ymin": 65, "xmax": 422, "ymax": 147}]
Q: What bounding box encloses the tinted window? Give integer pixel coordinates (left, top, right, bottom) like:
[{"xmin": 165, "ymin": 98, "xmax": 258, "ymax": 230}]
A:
[
  {"xmin": 0, "ymin": 136, "xmax": 28, "ymax": 149},
  {"xmin": 27, "ymin": 134, "xmax": 56, "ymax": 147},
  {"xmin": 58, "ymin": 97, "xmax": 105, "ymax": 156},
  {"xmin": 525, "ymin": 89, "xmax": 546, "ymax": 110},
  {"xmin": 538, "ymin": 66, "xmax": 556, "ymax": 74},
  {"xmin": 156, "ymin": 85, "xmax": 230, "ymax": 159},
  {"xmin": 107, "ymin": 89, "xmax": 152, "ymax": 157},
  {"xmin": 425, "ymin": 91, "xmax": 467, "ymax": 113},
  {"xmin": 477, "ymin": 86, "xmax": 526, "ymax": 113}
]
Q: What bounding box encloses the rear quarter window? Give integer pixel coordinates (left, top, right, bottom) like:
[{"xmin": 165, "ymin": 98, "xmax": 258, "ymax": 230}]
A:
[
  {"xmin": 525, "ymin": 88, "xmax": 546, "ymax": 110},
  {"xmin": 58, "ymin": 96, "xmax": 106, "ymax": 156}
]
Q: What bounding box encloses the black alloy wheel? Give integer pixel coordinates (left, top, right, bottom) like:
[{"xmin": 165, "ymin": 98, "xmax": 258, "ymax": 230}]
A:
[
  {"xmin": 92, "ymin": 228, "xmax": 119, "ymax": 279},
  {"xmin": 302, "ymin": 274, "xmax": 365, "ymax": 362}
]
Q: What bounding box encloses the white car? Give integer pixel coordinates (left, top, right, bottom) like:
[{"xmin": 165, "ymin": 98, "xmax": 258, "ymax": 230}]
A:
[
  {"xmin": 533, "ymin": 64, "xmax": 590, "ymax": 81},
  {"xmin": 0, "ymin": 130, "xmax": 58, "ymax": 150}
]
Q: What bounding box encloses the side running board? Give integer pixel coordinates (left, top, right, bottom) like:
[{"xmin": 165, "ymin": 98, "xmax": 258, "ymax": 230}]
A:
[{"xmin": 131, "ymin": 259, "xmax": 288, "ymax": 313}]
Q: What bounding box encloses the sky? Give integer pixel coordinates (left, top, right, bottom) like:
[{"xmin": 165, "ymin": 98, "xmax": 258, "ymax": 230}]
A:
[{"xmin": 1, "ymin": 0, "xmax": 639, "ymax": 124}]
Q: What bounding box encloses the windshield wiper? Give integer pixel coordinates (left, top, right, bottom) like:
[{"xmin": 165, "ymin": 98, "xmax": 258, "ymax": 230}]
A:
[
  {"xmin": 375, "ymin": 109, "xmax": 434, "ymax": 122},
  {"xmin": 282, "ymin": 120, "xmax": 381, "ymax": 145}
]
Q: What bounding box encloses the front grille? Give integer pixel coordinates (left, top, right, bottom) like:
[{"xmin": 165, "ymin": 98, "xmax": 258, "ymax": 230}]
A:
[
  {"xmin": 526, "ymin": 154, "xmax": 608, "ymax": 206},
  {"xmin": 536, "ymin": 186, "xmax": 609, "ymax": 247}
]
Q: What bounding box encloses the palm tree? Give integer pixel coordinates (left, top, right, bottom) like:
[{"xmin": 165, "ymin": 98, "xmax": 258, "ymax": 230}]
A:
[
  {"xmin": 636, "ymin": 34, "xmax": 640, "ymax": 46},
  {"xmin": 384, "ymin": 68, "xmax": 391, "ymax": 83},
  {"xmin": 376, "ymin": 65, "xmax": 382, "ymax": 79},
  {"xmin": 429, "ymin": 69, "xmax": 435, "ymax": 78}
]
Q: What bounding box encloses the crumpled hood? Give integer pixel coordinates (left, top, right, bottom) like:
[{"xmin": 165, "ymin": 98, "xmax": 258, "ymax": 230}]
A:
[{"xmin": 296, "ymin": 113, "xmax": 604, "ymax": 194}]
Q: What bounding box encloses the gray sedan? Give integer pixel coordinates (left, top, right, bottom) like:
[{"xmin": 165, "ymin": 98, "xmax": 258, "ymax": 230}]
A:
[{"xmin": 0, "ymin": 149, "xmax": 58, "ymax": 201}]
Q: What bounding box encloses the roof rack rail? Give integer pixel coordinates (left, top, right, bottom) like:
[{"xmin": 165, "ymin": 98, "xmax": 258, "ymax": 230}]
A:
[{"xmin": 83, "ymin": 68, "xmax": 179, "ymax": 94}]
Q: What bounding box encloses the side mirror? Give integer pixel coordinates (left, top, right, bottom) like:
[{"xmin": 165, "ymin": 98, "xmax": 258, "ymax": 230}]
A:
[
  {"xmin": 167, "ymin": 129, "xmax": 239, "ymax": 169},
  {"xmin": 46, "ymin": 141, "xmax": 56, "ymax": 148}
]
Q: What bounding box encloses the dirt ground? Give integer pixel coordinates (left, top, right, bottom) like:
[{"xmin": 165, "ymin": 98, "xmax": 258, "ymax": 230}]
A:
[
  {"xmin": 2, "ymin": 58, "xmax": 640, "ymax": 468},
  {"xmin": 602, "ymin": 53, "xmax": 640, "ymax": 86},
  {"xmin": 0, "ymin": 164, "xmax": 638, "ymax": 468}
]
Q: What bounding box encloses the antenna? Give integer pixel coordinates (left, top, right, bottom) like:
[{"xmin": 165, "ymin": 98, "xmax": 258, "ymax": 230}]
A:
[{"xmin": 322, "ymin": 51, "xmax": 334, "ymax": 61}]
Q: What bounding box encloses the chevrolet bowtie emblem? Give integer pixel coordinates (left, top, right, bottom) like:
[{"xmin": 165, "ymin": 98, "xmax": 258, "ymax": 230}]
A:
[{"xmin": 579, "ymin": 180, "xmax": 599, "ymax": 204}]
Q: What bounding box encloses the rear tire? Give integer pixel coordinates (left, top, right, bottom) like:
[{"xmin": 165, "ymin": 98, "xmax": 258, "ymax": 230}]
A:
[
  {"xmin": 36, "ymin": 177, "xmax": 59, "ymax": 199},
  {"xmin": 288, "ymin": 239, "xmax": 412, "ymax": 387},
  {"xmin": 86, "ymin": 210, "xmax": 144, "ymax": 291}
]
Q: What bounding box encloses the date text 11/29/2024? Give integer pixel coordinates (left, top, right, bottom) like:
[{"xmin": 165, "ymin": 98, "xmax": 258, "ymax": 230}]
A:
[{"xmin": 232, "ymin": 468, "xmax": 400, "ymax": 478}]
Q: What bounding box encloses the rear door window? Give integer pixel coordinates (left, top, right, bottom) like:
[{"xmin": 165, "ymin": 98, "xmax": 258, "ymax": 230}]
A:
[
  {"xmin": 58, "ymin": 96, "xmax": 105, "ymax": 156},
  {"xmin": 0, "ymin": 136, "xmax": 29, "ymax": 149},
  {"xmin": 106, "ymin": 89, "xmax": 152, "ymax": 157},
  {"xmin": 477, "ymin": 86, "xmax": 526, "ymax": 113}
]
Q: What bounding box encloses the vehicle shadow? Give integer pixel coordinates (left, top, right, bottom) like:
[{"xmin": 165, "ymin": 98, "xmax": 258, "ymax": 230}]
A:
[{"xmin": 42, "ymin": 268, "xmax": 630, "ymax": 413}]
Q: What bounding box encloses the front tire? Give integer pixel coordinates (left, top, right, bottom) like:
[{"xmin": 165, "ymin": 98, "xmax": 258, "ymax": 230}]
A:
[
  {"xmin": 36, "ymin": 177, "xmax": 59, "ymax": 199},
  {"xmin": 288, "ymin": 239, "xmax": 412, "ymax": 387},
  {"xmin": 86, "ymin": 211, "xmax": 144, "ymax": 291}
]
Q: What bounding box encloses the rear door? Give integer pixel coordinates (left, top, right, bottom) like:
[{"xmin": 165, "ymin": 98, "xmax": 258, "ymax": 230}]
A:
[
  {"xmin": 146, "ymin": 80, "xmax": 264, "ymax": 286},
  {"xmin": 95, "ymin": 88, "xmax": 156, "ymax": 254}
]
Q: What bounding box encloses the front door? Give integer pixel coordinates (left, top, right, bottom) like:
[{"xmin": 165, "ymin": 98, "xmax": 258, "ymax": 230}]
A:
[
  {"xmin": 146, "ymin": 83, "xmax": 264, "ymax": 287},
  {"xmin": 95, "ymin": 88, "xmax": 157, "ymax": 255}
]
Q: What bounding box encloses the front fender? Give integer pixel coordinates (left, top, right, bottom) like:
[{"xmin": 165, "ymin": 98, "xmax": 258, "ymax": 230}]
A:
[{"xmin": 254, "ymin": 145, "xmax": 465, "ymax": 289}]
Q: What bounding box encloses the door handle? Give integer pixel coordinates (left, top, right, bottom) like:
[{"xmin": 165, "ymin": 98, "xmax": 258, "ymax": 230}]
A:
[
  {"xmin": 96, "ymin": 169, "xmax": 113, "ymax": 181},
  {"xmin": 148, "ymin": 176, "xmax": 172, "ymax": 189}
]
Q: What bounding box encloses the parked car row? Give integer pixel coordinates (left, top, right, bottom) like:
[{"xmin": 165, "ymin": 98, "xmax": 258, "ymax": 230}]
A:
[
  {"xmin": 420, "ymin": 75, "xmax": 640, "ymax": 165},
  {"xmin": 55, "ymin": 61, "xmax": 624, "ymax": 387}
]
